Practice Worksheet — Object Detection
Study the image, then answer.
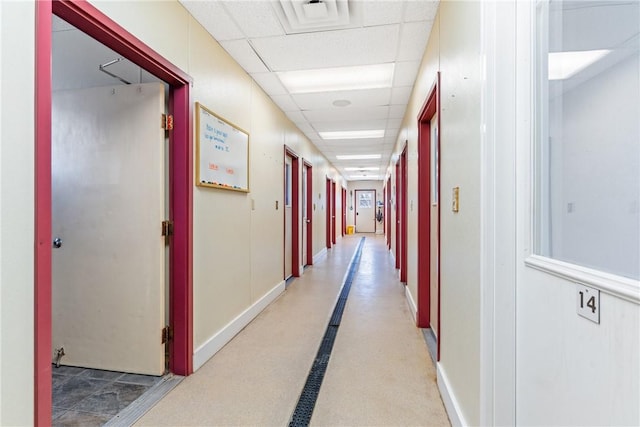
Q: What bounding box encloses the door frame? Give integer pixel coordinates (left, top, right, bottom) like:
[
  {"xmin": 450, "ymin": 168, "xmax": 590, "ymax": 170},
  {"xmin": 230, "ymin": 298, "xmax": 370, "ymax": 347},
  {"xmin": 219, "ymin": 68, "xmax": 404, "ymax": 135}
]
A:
[
  {"xmin": 395, "ymin": 162, "xmax": 401, "ymax": 269},
  {"xmin": 284, "ymin": 146, "xmax": 300, "ymax": 278},
  {"xmin": 354, "ymin": 189, "xmax": 377, "ymax": 233},
  {"xmin": 400, "ymin": 144, "xmax": 408, "ymax": 283},
  {"xmin": 36, "ymin": 1, "xmax": 193, "ymax": 424},
  {"xmin": 331, "ymin": 181, "xmax": 337, "ymax": 244},
  {"xmin": 341, "ymin": 187, "xmax": 347, "ymax": 236},
  {"xmin": 417, "ymin": 73, "xmax": 441, "ymax": 360},
  {"xmin": 325, "ymin": 177, "xmax": 332, "ymax": 249},
  {"xmin": 303, "ymin": 160, "xmax": 313, "ymax": 266},
  {"xmin": 386, "ymin": 177, "xmax": 392, "ymax": 249}
]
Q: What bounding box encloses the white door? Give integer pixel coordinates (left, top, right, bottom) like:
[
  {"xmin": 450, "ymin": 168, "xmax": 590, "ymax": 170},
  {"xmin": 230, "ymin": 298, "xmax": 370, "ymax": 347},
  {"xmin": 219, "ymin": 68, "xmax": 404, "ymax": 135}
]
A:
[
  {"xmin": 52, "ymin": 83, "xmax": 166, "ymax": 376},
  {"xmin": 284, "ymin": 155, "xmax": 293, "ymax": 278},
  {"xmin": 355, "ymin": 190, "xmax": 376, "ymax": 233}
]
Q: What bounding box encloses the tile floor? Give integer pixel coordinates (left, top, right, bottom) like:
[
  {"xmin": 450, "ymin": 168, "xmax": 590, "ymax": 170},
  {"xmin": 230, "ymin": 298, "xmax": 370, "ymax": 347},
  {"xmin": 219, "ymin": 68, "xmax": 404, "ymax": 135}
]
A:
[{"xmin": 52, "ymin": 365, "xmax": 163, "ymax": 427}]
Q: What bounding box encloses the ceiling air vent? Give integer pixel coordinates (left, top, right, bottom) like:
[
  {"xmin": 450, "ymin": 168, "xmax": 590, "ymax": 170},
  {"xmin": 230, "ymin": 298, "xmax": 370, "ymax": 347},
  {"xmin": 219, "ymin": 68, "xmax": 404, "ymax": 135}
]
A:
[{"xmin": 274, "ymin": 0, "xmax": 362, "ymax": 34}]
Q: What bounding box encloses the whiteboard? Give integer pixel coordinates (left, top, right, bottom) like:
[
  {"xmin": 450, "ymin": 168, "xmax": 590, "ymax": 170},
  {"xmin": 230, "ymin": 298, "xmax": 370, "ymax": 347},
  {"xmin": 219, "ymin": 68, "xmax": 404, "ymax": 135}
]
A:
[{"xmin": 196, "ymin": 102, "xmax": 249, "ymax": 192}]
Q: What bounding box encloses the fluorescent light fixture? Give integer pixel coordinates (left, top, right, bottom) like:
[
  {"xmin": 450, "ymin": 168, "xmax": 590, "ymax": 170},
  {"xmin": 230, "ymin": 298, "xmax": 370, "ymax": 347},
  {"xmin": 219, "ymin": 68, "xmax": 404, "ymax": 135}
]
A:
[
  {"xmin": 319, "ymin": 130, "xmax": 385, "ymax": 140},
  {"xmin": 548, "ymin": 49, "xmax": 611, "ymax": 80},
  {"xmin": 336, "ymin": 154, "xmax": 381, "ymax": 160},
  {"xmin": 350, "ymin": 175, "xmax": 381, "ymax": 179},
  {"xmin": 344, "ymin": 167, "xmax": 379, "ymax": 171},
  {"xmin": 277, "ymin": 63, "xmax": 395, "ymax": 94}
]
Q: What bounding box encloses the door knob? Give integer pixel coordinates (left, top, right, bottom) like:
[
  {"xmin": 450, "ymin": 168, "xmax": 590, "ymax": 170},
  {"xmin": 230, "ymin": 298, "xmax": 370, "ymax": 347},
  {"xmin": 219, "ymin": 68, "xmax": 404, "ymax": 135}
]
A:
[{"xmin": 53, "ymin": 237, "xmax": 62, "ymax": 248}]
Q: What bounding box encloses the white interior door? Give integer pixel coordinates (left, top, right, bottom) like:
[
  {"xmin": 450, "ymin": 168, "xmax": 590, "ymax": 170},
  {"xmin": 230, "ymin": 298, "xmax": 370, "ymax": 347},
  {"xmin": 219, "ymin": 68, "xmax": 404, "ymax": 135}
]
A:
[
  {"xmin": 284, "ymin": 156, "xmax": 293, "ymax": 278},
  {"xmin": 52, "ymin": 83, "xmax": 166, "ymax": 376},
  {"xmin": 355, "ymin": 190, "xmax": 376, "ymax": 233}
]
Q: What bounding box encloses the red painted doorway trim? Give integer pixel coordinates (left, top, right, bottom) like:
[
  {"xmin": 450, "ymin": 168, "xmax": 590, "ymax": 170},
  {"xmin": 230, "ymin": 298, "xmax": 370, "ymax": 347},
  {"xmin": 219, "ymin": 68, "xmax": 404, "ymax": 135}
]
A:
[
  {"xmin": 303, "ymin": 161, "xmax": 313, "ymax": 266},
  {"xmin": 386, "ymin": 177, "xmax": 392, "ymax": 249},
  {"xmin": 36, "ymin": 1, "xmax": 193, "ymax": 424},
  {"xmin": 325, "ymin": 177, "xmax": 332, "ymax": 249},
  {"xmin": 395, "ymin": 162, "xmax": 400, "ymax": 269},
  {"xmin": 285, "ymin": 146, "xmax": 300, "ymax": 277},
  {"xmin": 341, "ymin": 188, "xmax": 347, "ymax": 236},
  {"xmin": 400, "ymin": 145, "xmax": 408, "ymax": 283},
  {"xmin": 331, "ymin": 181, "xmax": 337, "ymax": 244},
  {"xmin": 417, "ymin": 72, "xmax": 441, "ymax": 360}
]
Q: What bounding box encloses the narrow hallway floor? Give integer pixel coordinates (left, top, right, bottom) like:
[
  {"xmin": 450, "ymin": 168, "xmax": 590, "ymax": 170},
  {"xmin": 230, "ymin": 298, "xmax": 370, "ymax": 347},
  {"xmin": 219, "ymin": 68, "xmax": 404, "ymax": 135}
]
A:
[{"xmin": 136, "ymin": 235, "xmax": 450, "ymax": 426}]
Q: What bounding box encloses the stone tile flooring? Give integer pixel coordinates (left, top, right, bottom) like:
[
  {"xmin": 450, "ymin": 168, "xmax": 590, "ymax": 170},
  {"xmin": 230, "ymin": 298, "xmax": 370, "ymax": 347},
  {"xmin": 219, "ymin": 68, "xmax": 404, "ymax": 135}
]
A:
[{"xmin": 52, "ymin": 365, "xmax": 163, "ymax": 427}]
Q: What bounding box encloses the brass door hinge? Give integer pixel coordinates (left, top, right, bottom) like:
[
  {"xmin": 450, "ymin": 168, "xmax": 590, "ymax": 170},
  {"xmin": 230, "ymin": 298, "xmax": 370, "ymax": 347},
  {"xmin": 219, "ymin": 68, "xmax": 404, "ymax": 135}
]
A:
[
  {"xmin": 162, "ymin": 325, "xmax": 173, "ymax": 344},
  {"xmin": 162, "ymin": 114, "xmax": 174, "ymax": 130},
  {"xmin": 162, "ymin": 220, "xmax": 174, "ymax": 237}
]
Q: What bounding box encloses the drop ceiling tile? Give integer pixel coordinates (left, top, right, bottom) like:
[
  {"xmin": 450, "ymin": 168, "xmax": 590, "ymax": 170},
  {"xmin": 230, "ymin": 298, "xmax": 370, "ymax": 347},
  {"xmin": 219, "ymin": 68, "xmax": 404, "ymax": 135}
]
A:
[
  {"xmin": 292, "ymin": 88, "xmax": 392, "ymax": 110},
  {"xmin": 286, "ymin": 111, "xmax": 307, "ymax": 124},
  {"xmin": 397, "ymin": 21, "xmax": 432, "ymax": 61},
  {"xmin": 404, "ymin": 0, "xmax": 439, "ymax": 23},
  {"xmin": 362, "ymin": 1, "xmax": 404, "ymax": 26},
  {"xmin": 313, "ymin": 119, "xmax": 388, "ymax": 132},
  {"xmin": 393, "ymin": 61, "xmax": 420, "ymax": 86},
  {"xmin": 270, "ymin": 94, "xmax": 299, "ymax": 112},
  {"xmin": 219, "ymin": 40, "xmax": 269, "ymax": 73},
  {"xmin": 251, "ymin": 72, "xmax": 288, "ymax": 95},
  {"xmin": 251, "ymin": 25, "xmax": 400, "ymax": 71},
  {"xmin": 391, "ymin": 86, "xmax": 412, "ymax": 105},
  {"xmin": 181, "ymin": 1, "xmax": 244, "ymax": 41},
  {"xmin": 221, "ymin": 1, "xmax": 285, "ymax": 38},
  {"xmin": 389, "ymin": 105, "xmax": 406, "ymax": 119},
  {"xmin": 303, "ymin": 106, "xmax": 389, "ymax": 123}
]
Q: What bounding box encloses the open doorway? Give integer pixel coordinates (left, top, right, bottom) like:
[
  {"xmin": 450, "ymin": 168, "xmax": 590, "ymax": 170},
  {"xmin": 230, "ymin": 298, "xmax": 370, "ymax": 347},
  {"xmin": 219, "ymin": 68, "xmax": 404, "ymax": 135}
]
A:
[
  {"xmin": 36, "ymin": 2, "xmax": 193, "ymax": 424},
  {"xmin": 417, "ymin": 73, "xmax": 440, "ymax": 361},
  {"xmin": 284, "ymin": 146, "xmax": 300, "ymax": 280},
  {"xmin": 326, "ymin": 177, "xmax": 332, "ymax": 249},
  {"xmin": 302, "ymin": 161, "xmax": 313, "ymax": 267}
]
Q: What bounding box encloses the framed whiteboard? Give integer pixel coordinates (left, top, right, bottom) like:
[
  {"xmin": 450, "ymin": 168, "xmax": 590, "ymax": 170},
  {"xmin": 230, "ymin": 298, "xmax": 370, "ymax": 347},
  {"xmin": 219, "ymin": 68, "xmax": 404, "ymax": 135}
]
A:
[{"xmin": 195, "ymin": 102, "xmax": 249, "ymax": 192}]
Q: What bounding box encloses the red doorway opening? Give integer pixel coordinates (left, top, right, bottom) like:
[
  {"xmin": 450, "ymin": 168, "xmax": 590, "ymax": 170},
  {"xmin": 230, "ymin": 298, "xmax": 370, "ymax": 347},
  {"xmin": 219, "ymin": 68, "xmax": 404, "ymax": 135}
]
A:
[
  {"xmin": 400, "ymin": 145, "xmax": 408, "ymax": 283},
  {"xmin": 417, "ymin": 72, "xmax": 441, "ymax": 360},
  {"xmin": 395, "ymin": 163, "xmax": 401, "ymax": 269},
  {"xmin": 36, "ymin": 1, "xmax": 193, "ymax": 424},
  {"xmin": 342, "ymin": 188, "xmax": 347, "ymax": 236},
  {"xmin": 284, "ymin": 146, "xmax": 300, "ymax": 278},
  {"xmin": 331, "ymin": 181, "xmax": 337, "ymax": 244},
  {"xmin": 326, "ymin": 177, "xmax": 332, "ymax": 249},
  {"xmin": 386, "ymin": 177, "xmax": 392, "ymax": 250}
]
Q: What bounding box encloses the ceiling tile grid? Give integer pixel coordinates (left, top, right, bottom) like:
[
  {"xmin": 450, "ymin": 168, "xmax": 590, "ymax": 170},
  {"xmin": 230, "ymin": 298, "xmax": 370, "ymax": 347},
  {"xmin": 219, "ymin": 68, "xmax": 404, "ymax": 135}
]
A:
[{"xmin": 180, "ymin": 0, "xmax": 438, "ymax": 180}]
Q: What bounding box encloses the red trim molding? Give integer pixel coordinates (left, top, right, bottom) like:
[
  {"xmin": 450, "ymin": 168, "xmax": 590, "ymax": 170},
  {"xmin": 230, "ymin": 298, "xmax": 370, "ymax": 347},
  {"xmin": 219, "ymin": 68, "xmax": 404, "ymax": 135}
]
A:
[
  {"xmin": 417, "ymin": 72, "xmax": 441, "ymax": 358},
  {"xmin": 285, "ymin": 146, "xmax": 300, "ymax": 277},
  {"xmin": 326, "ymin": 178, "xmax": 332, "ymax": 249},
  {"xmin": 400, "ymin": 145, "xmax": 408, "ymax": 283},
  {"xmin": 303, "ymin": 161, "xmax": 313, "ymax": 265},
  {"xmin": 395, "ymin": 163, "xmax": 400, "ymax": 269}
]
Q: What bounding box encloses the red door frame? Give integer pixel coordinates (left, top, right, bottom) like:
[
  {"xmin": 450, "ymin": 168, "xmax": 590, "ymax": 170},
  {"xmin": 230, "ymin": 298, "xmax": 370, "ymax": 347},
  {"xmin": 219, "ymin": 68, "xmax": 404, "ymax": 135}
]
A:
[
  {"xmin": 400, "ymin": 145, "xmax": 408, "ymax": 283},
  {"xmin": 386, "ymin": 177, "xmax": 392, "ymax": 249},
  {"xmin": 331, "ymin": 181, "xmax": 337, "ymax": 244},
  {"xmin": 417, "ymin": 73, "xmax": 441, "ymax": 359},
  {"xmin": 326, "ymin": 177, "xmax": 332, "ymax": 249},
  {"xmin": 303, "ymin": 161, "xmax": 313, "ymax": 266},
  {"xmin": 395, "ymin": 163, "xmax": 401, "ymax": 269},
  {"xmin": 36, "ymin": 1, "xmax": 193, "ymax": 424},
  {"xmin": 341, "ymin": 188, "xmax": 347, "ymax": 236},
  {"xmin": 284, "ymin": 146, "xmax": 300, "ymax": 277}
]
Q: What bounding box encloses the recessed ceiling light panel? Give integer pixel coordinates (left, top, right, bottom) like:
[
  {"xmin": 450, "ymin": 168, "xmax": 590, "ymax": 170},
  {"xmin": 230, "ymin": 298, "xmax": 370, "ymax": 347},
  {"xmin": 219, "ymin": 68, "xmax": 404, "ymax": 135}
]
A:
[
  {"xmin": 344, "ymin": 166, "xmax": 379, "ymax": 171},
  {"xmin": 336, "ymin": 154, "xmax": 382, "ymax": 160},
  {"xmin": 320, "ymin": 130, "xmax": 384, "ymax": 140},
  {"xmin": 277, "ymin": 63, "xmax": 395, "ymax": 94}
]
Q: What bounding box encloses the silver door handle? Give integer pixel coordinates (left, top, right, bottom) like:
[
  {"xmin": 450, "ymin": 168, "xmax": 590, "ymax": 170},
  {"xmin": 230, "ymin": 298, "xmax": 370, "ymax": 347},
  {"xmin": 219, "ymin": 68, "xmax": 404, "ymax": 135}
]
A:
[{"xmin": 53, "ymin": 237, "xmax": 62, "ymax": 248}]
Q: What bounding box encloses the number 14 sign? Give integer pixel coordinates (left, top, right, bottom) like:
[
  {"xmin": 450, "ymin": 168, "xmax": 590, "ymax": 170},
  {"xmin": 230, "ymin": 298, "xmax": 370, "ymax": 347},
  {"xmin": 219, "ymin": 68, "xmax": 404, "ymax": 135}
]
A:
[{"xmin": 576, "ymin": 283, "xmax": 600, "ymax": 324}]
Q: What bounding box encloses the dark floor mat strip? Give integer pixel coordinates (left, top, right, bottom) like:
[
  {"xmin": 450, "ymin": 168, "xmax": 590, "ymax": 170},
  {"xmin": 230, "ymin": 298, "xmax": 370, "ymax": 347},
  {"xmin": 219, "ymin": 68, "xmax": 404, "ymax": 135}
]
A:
[{"xmin": 289, "ymin": 237, "xmax": 365, "ymax": 427}]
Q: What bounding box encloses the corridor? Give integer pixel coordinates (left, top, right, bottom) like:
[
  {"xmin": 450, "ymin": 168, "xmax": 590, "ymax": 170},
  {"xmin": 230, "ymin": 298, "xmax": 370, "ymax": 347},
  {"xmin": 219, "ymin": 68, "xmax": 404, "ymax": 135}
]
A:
[{"xmin": 136, "ymin": 236, "xmax": 449, "ymax": 426}]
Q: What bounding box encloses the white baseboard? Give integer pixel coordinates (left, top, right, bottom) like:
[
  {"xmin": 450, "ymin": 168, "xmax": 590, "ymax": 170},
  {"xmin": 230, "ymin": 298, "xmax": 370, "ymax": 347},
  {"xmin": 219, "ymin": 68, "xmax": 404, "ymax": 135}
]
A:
[
  {"xmin": 437, "ymin": 366, "xmax": 468, "ymax": 427},
  {"xmin": 313, "ymin": 247, "xmax": 327, "ymax": 264},
  {"xmin": 193, "ymin": 280, "xmax": 286, "ymax": 371},
  {"xmin": 405, "ymin": 286, "xmax": 417, "ymax": 323}
]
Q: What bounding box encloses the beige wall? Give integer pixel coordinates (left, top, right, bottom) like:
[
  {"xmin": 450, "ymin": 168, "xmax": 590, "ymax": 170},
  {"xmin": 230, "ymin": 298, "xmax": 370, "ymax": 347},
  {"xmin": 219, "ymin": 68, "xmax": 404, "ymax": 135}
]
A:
[
  {"xmin": 0, "ymin": 1, "xmax": 36, "ymax": 424},
  {"xmin": 388, "ymin": 1, "xmax": 482, "ymax": 424}
]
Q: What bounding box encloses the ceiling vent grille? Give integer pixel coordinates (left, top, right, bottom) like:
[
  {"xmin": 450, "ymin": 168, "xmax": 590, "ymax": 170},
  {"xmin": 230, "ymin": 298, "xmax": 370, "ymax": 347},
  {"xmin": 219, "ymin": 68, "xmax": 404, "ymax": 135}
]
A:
[{"xmin": 275, "ymin": 0, "xmax": 362, "ymax": 34}]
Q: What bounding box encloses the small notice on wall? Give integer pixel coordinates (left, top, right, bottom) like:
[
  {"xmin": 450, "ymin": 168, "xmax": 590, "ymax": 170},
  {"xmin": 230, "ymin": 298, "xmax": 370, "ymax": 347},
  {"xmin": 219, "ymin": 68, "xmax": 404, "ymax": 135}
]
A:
[{"xmin": 196, "ymin": 102, "xmax": 249, "ymax": 192}]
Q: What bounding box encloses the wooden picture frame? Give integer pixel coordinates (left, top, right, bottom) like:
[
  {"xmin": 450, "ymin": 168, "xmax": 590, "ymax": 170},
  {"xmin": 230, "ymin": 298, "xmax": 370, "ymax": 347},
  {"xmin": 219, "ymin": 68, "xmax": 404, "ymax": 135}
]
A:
[{"xmin": 195, "ymin": 102, "xmax": 249, "ymax": 192}]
